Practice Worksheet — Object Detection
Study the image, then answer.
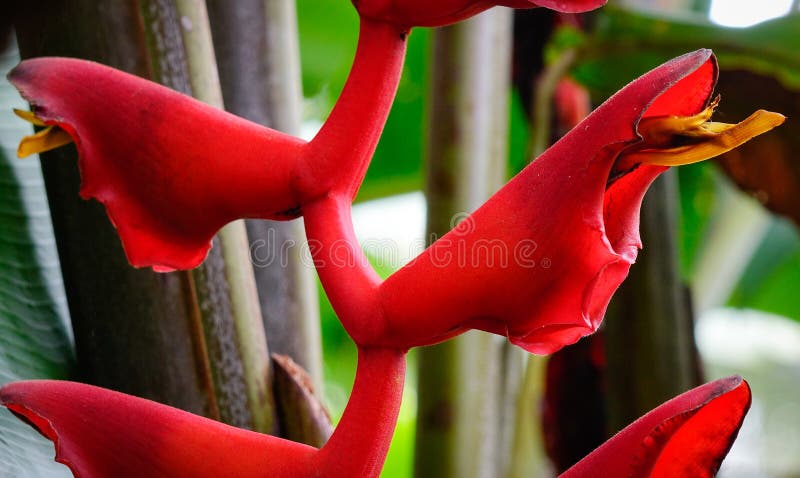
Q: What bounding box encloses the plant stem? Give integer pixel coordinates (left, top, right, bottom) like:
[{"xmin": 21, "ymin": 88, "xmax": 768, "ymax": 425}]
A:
[
  {"xmin": 529, "ymin": 48, "xmax": 576, "ymax": 160},
  {"xmin": 303, "ymin": 194, "xmax": 383, "ymax": 345},
  {"xmin": 305, "ymin": 17, "xmax": 408, "ymax": 200},
  {"xmin": 171, "ymin": 0, "xmax": 276, "ymax": 435},
  {"xmin": 507, "ymin": 355, "xmax": 553, "ymax": 478},
  {"xmin": 301, "ymin": 17, "xmax": 408, "ymax": 346},
  {"xmin": 316, "ymin": 347, "xmax": 406, "ymax": 478}
]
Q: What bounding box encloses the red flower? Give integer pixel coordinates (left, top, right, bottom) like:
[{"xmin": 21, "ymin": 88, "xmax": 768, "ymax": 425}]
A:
[
  {"xmin": 352, "ymin": 0, "xmax": 607, "ymax": 28},
  {"xmin": 305, "ymin": 50, "xmax": 783, "ymax": 352},
  {"xmin": 563, "ymin": 376, "xmax": 751, "ymax": 477}
]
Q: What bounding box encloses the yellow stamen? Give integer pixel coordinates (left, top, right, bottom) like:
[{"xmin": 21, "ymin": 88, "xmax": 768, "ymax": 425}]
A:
[
  {"xmin": 624, "ymin": 99, "xmax": 785, "ymax": 167},
  {"xmin": 13, "ymin": 108, "xmax": 48, "ymax": 126},
  {"xmin": 13, "ymin": 109, "xmax": 74, "ymax": 158},
  {"xmin": 17, "ymin": 126, "xmax": 74, "ymax": 158}
]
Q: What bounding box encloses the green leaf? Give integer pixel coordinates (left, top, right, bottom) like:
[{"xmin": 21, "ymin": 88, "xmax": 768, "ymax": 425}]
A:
[
  {"xmin": 566, "ymin": 7, "xmax": 800, "ymax": 99},
  {"xmin": 0, "ymin": 45, "xmax": 74, "ymax": 478}
]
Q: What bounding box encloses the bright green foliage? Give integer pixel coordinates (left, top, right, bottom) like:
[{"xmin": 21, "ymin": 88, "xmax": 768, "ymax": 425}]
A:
[{"xmin": 558, "ymin": 7, "xmax": 800, "ymax": 98}]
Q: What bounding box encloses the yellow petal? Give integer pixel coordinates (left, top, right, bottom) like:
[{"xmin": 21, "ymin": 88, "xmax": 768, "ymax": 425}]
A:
[
  {"xmin": 626, "ymin": 109, "xmax": 785, "ymax": 167},
  {"xmin": 17, "ymin": 126, "xmax": 74, "ymax": 158}
]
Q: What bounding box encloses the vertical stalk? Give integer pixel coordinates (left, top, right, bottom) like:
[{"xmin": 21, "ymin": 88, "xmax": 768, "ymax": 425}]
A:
[
  {"xmin": 529, "ymin": 49, "xmax": 575, "ymax": 159},
  {"xmin": 604, "ymin": 170, "xmax": 699, "ymax": 431},
  {"xmin": 205, "ymin": 0, "xmax": 323, "ymax": 391},
  {"xmin": 414, "ymin": 9, "xmax": 515, "ymax": 477},
  {"xmin": 507, "ymin": 356, "xmax": 552, "ymax": 478},
  {"xmin": 163, "ymin": 0, "xmax": 276, "ymax": 434},
  {"xmin": 316, "ymin": 347, "xmax": 406, "ymax": 477},
  {"xmin": 512, "ymin": 53, "xmax": 594, "ymax": 476}
]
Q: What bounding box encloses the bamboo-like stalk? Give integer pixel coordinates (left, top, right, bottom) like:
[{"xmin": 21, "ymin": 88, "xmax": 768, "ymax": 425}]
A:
[
  {"xmin": 529, "ymin": 48, "xmax": 575, "ymax": 159},
  {"xmin": 507, "ymin": 355, "xmax": 553, "ymax": 478},
  {"xmin": 414, "ymin": 9, "xmax": 516, "ymax": 477},
  {"xmin": 171, "ymin": 0, "xmax": 276, "ymax": 434},
  {"xmin": 205, "ymin": 0, "xmax": 323, "ymax": 392}
]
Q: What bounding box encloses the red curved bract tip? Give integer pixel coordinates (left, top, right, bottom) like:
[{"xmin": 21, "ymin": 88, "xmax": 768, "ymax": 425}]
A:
[
  {"xmin": 8, "ymin": 58, "xmax": 305, "ymax": 270},
  {"xmin": 364, "ymin": 50, "xmax": 716, "ymax": 353},
  {"xmin": 561, "ymin": 376, "xmax": 752, "ymax": 477},
  {"xmin": 0, "ymin": 380, "xmax": 316, "ymax": 478},
  {"xmin": 351, "ymin": 0, "xmax": 606, "ymax": 28}
]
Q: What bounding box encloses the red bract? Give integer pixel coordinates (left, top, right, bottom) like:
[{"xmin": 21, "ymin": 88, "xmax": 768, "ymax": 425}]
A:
[
  {"xmin": 0, "ymin": 348, "xmax": 406, "ymax": 478},
  {"xmin": 378, "ymin": 51, "xmax": 719, "ymax": 354},
  {"xmin": 351, "ymin": 0, "xmax": 606, "ymax": 28},
  {"xmin": 8, "ymin": 18, "xmax": 408, "ymax": 271},
  {"xmin": 10, "ymin": 0, "xmax": 605, "ymax": 271},
  {"xmin": 562, "ymin": 376, "xmax": 751, "ymax": 477},
  {"xmin": 312, "ymin": 49, "xmax": 710, "ymax": 351}
]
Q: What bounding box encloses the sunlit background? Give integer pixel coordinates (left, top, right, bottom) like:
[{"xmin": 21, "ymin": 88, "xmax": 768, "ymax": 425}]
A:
[{"xmin": 709, "ymin": 0, "xmax": 795, "ymax": 27}]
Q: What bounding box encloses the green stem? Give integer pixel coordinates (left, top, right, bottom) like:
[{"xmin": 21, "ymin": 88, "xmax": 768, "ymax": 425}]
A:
[
  {"xmin": 316, "ymin": 347, "xmax": 406, "ymax": 478},
  {"xmin": 507, "ymin": 356, "xmax": 553, "ymax": 478},
  {"xmin": 529, "ymin": 48, "xmax": 575, "ymax": 160},
  {"xmin": 138, "ymin": 0, "xmax": 276, "ymax": 433}
]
